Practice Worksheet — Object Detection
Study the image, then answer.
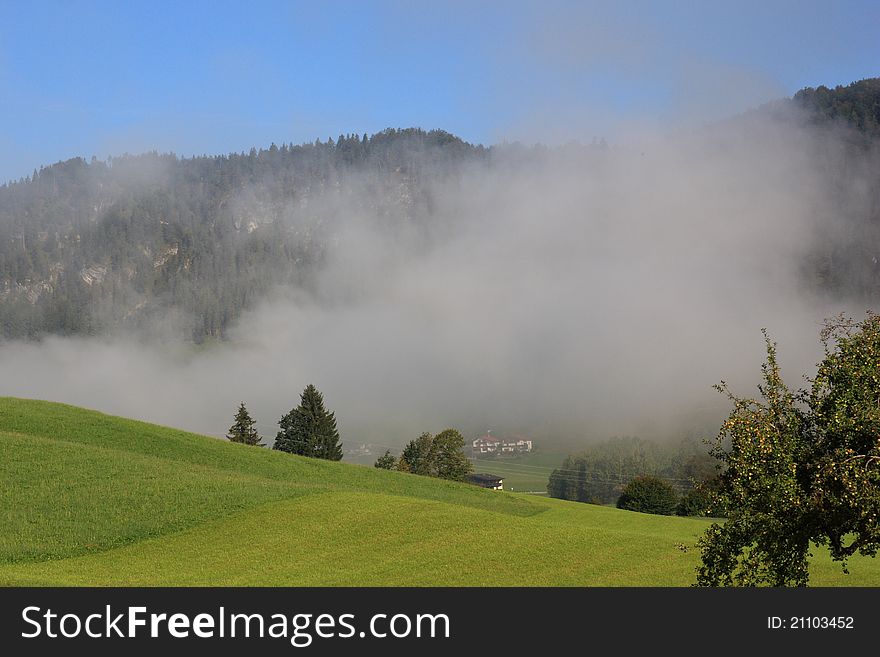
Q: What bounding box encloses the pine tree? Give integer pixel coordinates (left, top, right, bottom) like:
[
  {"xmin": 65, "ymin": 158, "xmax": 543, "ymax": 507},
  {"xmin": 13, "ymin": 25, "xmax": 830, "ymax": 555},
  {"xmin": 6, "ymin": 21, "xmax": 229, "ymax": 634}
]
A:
[
  {"xmin": 274, "ymin": 384, "xmax": 343, "ymax": 460},
  {"xmin": 226, "ymin": 402, "xmax": 263, "ymax": 446}
]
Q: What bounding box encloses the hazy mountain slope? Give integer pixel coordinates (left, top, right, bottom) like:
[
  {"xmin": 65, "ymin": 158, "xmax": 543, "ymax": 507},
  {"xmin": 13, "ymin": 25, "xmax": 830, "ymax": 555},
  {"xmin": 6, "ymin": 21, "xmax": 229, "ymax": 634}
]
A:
[
  {"xmin": 0, "ymin": 129, "xmax": 483, "ymax": 341},
  {"xmin": 2, "ymin": 80, "xmax": 879, "ymax": 343}
]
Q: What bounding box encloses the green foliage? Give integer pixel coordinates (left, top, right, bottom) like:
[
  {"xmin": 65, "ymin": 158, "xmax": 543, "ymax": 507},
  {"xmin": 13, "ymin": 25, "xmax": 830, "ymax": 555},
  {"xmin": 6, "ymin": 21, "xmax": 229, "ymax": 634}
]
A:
[
  {"xmin": 431, "ymin": 429, "xmax": 474, "ymax": 482},
  {"xmin": 794, "ymin": 78, "xmax": 880, "ymax": 137},
  {"xmin": 226, "ymin": 402, "xmax": 263, "ymax": 446},
  {"xmin": 676, "ymin": 483, "xmax": 717, "ymax": 517},
  {"xmin": 373, "ymin": 450, "xmax": 396, "ymax": 470},
  {"xmin": 397, "ymin": 429, "xmax": 473, "ymax": 481},
  {"xmin": 274, "ymin": 384, "xmax": 342, "ymax": 460},
  {"xmin": 698, "ymin": 316, "xmax": 880, "ymax": 586},
  {"xmin": 547, "ymin": 436, "xmax": 707, "ymax": 505},
  {"xmin": 808, "ymin": 314, "xmax": 880, "ymax": 564},
  {"xmin": 676, "ymin": 453, "xmax": 722, "ymax": 517},
  {"xmin": 697, "ymin": 333, "xmax": 812, "ymax": 586},
  {"xmin": 398, "ymin": 432, "xmax": 436, "ymax": 475},
  {"xmin": 617, "ymin": 475, "xmax": 679, "ymax": 515}
]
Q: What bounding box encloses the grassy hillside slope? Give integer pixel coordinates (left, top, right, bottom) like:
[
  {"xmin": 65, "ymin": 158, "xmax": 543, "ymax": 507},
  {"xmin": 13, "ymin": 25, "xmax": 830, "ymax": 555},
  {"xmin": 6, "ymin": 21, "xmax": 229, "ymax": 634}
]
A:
[{"xmin": 1, "ymin": 398, "xmax": 877, "ymax": 586}]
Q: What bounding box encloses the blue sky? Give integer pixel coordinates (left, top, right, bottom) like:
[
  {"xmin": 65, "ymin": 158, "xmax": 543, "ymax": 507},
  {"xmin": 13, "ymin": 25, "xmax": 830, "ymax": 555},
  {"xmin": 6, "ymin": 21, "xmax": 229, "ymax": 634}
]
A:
[{"xmin": 1, "ymin": 0, "xmax": 878, "ymax": 182}]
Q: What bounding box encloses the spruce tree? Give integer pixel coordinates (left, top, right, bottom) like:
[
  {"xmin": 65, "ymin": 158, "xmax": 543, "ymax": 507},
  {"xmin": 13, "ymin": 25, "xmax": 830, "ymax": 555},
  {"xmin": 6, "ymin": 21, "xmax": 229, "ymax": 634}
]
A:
[
  {"xmin": 274, "ymin": 384, "xmax": 343, "ymax": 460},
  {"xmin": 226, "ymin": 402, "xmax": 263, "ymax": 446}
]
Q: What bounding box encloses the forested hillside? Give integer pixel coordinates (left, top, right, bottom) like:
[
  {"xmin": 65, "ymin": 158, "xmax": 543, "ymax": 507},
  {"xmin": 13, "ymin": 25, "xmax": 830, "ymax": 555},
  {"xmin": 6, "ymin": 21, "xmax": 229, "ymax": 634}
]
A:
[
  {"xmin": 0, "ymin": 129, "xmax": 483, "ymax": 340},
  {"xmin": 2, "ymin": 79, "xmax": 880, "ymax": 342},
  {"xmin": 794, "ymin": 77, "xmax": 880, "ymax": 137}
]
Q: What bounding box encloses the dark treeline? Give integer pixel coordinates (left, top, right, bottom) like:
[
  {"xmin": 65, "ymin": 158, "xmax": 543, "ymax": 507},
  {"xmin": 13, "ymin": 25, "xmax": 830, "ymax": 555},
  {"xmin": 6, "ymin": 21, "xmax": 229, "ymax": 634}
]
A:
[
  {"xmin": 794, "ymin": 77, "xmax": 880, "ymax": 138},
  {"xmin": 2, "ymin": 80, "xmax": 880, "ymax": 342},
  {"xmin": 789, "ymin": 78, "xmax": 880, "ymax": 301},
  {"xmin": 546, "ymin": 436, "xmax": 718, "ymax": 509}
]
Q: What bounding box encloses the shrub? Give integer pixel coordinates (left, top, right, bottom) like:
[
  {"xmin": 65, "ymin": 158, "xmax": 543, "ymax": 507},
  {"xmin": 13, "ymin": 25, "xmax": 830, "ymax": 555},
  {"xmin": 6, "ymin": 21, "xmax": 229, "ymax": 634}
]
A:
[
  {"xmin": 676, "ymin": 485, "xmax": 713, "ymax": 516},
  {"xmin": 617, "ymin": 475, "xmax": 678, "ymax": 515}
]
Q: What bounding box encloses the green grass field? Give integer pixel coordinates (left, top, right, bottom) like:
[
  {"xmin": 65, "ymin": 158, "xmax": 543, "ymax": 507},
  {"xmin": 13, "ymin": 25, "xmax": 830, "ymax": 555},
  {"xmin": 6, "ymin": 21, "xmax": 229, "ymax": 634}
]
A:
[
  {"xmin": 469, "ymin": 452, "xmax": 570, "ymax": 492},
  {"xmin": 1, "ymin": 397, "xmax": 878, "ymax": 586}
]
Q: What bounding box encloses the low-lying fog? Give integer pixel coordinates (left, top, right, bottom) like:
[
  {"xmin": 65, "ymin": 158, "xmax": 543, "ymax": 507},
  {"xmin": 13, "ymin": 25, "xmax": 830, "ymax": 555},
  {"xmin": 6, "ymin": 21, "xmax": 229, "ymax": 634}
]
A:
[{"xmin": 1, "ymin": 110, "xmax": 871, "ymax": 451}]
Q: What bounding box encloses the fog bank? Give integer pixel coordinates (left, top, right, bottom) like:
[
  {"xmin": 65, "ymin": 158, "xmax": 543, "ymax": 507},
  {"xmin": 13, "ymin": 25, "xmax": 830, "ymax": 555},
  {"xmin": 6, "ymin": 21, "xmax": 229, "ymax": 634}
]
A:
[{"xmin": 1, "ymin": 113, "xmax": 871, "ymax": 449}]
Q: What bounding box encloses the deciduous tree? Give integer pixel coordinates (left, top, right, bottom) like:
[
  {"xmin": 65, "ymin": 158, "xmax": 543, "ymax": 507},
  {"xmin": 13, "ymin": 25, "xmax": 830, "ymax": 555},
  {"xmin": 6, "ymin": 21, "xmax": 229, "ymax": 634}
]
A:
[
  {"xmin": 397, "ymin": 429, "xmax": 473, "ymax": 481},
  {"xmin": 697, "ymin": 315, "xmax": 880, "ymax": 586},
  {"xmin": 374, "ymin": 450, "xmax": 396, "ymax": 469},
  {"xmin": 432, "ymin": 428, "xmax": 473, "ymax": 482},
  {"xmin": 398, "ymin": 432, "xmax": 436, "ymax": 475}
]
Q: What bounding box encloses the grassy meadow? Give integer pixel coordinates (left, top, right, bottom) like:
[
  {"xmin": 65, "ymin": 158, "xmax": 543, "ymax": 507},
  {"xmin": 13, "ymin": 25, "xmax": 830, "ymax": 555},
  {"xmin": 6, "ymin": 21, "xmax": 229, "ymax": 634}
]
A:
[
  {"xmin": 469, "ymin": 451, "xmax": 570, "ymax": 493},
  {"xmin": 1, "ymin": 397, "xmax": 878, "ymax": 586}
]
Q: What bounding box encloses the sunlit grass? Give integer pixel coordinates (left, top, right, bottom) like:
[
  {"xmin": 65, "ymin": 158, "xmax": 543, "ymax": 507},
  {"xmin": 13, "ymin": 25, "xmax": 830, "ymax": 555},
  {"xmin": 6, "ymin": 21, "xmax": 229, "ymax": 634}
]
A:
[{"xmin": 1, "ymin": 397, "xmax": 877, "ymax": 586}]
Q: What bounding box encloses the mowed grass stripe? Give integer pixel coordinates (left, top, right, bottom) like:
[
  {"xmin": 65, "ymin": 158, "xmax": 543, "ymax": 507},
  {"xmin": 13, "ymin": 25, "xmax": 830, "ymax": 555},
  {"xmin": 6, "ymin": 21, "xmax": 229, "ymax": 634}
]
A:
[
  {"xmin": 0, "ymin": 431, "xmax": 312, "ymax": 563},
  {"xmin": 3, "ymin": 491, "xmax": 876, "ymax": 586},
  {"xmin": 0, "ymin": 492, "xmax": 711, "ymax": 586}
]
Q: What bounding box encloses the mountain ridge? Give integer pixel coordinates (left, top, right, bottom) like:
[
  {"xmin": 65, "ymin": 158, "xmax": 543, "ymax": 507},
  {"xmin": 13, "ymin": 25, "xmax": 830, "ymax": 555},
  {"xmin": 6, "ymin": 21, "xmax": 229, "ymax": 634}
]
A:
[{"xmin": 1, "ymin": 80, "xmax": 879, "ymax": 341}]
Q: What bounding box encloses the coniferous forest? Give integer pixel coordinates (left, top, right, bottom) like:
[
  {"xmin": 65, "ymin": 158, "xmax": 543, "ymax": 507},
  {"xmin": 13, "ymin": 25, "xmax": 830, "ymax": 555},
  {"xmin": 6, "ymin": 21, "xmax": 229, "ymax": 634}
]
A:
[{"xmin": 0, "ymin": 129, "xmax": 482, "ymax": 341}]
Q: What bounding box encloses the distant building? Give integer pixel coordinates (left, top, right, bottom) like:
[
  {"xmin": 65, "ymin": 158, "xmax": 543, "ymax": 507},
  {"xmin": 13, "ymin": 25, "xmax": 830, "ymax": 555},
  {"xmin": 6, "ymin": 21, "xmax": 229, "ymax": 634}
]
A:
[
  {"xmin": 344, "ymin": 443, "xmax": 372, "ymax": 457},
  {"xmin": 468, "ymin": 473, "xmax": 504, "ymax": 490},
  {"xmin": 472, "ymin": 435, "xmax": 500, "ymax": 454},
  {"xmin": 472, "ymin": 434, "xmax": 533, "ymax": 455}
]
